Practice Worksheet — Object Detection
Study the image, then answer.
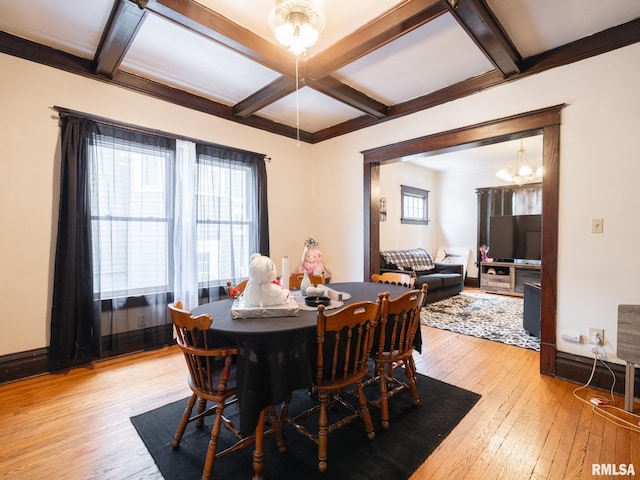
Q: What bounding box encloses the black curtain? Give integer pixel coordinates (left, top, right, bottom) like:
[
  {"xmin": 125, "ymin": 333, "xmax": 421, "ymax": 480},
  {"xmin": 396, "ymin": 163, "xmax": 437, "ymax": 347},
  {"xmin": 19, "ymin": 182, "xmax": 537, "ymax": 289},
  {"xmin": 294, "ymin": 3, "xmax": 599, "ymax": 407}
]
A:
[
  {"xmin": 256, "ymin": 156, "xmax": 270, "ymax": 256},
  {"xmin": 49, "ymin": 116, "xmax": 100, "ymax": 367},
  {"xmin": 50, "ymin": 112, "xmax": 270, "ymax": 365}
]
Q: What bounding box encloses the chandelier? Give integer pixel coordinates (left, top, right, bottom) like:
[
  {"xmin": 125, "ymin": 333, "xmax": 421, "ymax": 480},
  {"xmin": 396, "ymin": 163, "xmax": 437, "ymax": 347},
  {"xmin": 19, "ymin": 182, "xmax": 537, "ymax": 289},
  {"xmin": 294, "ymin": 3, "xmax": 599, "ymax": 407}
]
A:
[
  {"xmin": 496, "ymin": 139, "xmax": 543, "ymax": 186},
  {"xmin": 270, "ymin": 0, "xmax": 325, "ymax": 56}
]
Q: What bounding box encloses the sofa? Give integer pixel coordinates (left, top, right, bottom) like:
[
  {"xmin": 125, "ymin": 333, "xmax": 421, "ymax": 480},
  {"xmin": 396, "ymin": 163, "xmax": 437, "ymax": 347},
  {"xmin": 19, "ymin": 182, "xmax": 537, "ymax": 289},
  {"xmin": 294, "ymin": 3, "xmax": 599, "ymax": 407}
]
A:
[{"xmin": 379, "ymin": 248, "xmax": 464, "ymax": 304}]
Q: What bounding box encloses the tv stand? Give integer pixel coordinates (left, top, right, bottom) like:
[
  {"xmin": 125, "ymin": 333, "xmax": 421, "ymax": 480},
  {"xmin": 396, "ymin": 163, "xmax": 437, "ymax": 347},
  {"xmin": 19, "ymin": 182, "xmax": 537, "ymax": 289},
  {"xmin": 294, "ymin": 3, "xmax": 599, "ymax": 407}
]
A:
[{"xmin": 480, "ymin": 261, "xmax": 541, "ymax": 296}]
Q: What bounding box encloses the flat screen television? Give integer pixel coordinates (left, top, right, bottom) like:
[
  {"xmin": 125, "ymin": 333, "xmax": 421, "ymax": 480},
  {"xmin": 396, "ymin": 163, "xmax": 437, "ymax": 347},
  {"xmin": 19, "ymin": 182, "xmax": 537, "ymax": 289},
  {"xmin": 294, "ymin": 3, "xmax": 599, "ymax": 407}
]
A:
[{"xmin": 489, "ymin": 214, "xmax": 542, "ymax": 262}]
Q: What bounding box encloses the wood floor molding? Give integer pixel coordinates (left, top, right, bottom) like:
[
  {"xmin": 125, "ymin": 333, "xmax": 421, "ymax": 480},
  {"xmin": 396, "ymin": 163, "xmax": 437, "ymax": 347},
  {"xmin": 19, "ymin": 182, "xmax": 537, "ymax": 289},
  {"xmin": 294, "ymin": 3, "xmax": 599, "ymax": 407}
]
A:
[
  {"xmin": 555, "ymin": 351, "xmax": 640, "ymax": 396},
  {"xmin": 0, "ymin": 323, "xmax": 174, "ymax": 385},
  {"xmin": 0, "ymin": 347, "xmax": 48, "ymax": 384},
  {"xmin": 2, "ymin": 326, "xmax": 637, "ymax": 479},
  {"xmin": 3, "ymin": 333, "xmax": 638, "ymax": 396}
]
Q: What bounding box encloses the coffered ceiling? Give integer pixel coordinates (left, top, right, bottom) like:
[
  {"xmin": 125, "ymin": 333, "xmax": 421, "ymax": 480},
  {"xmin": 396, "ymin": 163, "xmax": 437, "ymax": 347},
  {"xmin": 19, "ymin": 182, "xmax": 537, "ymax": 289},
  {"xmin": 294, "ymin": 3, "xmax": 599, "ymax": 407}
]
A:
[{"xmin": 1, "ymin": 0, "xmax": 639, "ymax": 143}]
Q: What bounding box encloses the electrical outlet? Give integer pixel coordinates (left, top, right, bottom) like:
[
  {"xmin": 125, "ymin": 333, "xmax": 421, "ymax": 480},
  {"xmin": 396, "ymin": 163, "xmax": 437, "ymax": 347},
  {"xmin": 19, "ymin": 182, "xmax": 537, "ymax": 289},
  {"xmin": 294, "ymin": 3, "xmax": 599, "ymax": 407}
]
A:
[
  {"xmin": 589, "ymin": 328, "xmax": 604, "ymax": 345},
  {"xmin": 138, "ymin": 313, "xmax": 147, "ymax": 327},
  {"xmin": 591, "ymin": 347, "xmax": 607, "ymax": 361}
]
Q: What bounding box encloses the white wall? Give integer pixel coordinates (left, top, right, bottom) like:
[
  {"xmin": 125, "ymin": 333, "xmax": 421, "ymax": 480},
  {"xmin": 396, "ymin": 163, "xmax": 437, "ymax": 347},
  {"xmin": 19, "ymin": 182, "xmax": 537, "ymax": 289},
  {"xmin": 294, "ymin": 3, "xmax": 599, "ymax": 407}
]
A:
[
  {"xmin": 2, "ymin": 42, "xmax": 640, "ymax": 367},
  {"xmin": 434, "ymin": 163, "xmax": 513, "ymax": 278},
  {"xmin": 311, "ymin": 42, "xmax": 640, "ymax": 365},
  {"xmin": 378, "ymin": 162, "xmax": 437, "ymax": 252},
  {"xmin": 375, "ymin": 155, "xmax": 513, "ymax": 279},
  {"xmin": 0, "ymin": 53, "xmax": 314, "ymax": 355}
]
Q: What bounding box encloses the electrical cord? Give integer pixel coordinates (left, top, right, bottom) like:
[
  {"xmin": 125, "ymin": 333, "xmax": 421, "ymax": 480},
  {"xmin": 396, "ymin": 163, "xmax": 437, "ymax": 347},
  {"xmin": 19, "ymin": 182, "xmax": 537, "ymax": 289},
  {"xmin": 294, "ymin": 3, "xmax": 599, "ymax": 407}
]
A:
[{"xmin": 573, "ymin": 344, "xmax": 640, "ymax": 433}]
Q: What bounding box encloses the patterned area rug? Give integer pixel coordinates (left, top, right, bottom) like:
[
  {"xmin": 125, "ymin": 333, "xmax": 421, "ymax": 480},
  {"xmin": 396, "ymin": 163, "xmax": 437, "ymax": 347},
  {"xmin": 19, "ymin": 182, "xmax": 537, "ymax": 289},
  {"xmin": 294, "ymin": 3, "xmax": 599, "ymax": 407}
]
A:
[{"xmin": 421, "ymin": 292, "xmax": 540, "ymax": 351}]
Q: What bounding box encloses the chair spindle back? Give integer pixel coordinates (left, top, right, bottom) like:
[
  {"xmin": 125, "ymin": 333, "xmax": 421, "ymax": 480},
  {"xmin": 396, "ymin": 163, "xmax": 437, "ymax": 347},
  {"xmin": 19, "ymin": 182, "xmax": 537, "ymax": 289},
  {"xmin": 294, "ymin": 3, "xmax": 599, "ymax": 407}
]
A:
[{"xmin": 315, "ymin": 301, "xmax": 380, "ymax": 387}]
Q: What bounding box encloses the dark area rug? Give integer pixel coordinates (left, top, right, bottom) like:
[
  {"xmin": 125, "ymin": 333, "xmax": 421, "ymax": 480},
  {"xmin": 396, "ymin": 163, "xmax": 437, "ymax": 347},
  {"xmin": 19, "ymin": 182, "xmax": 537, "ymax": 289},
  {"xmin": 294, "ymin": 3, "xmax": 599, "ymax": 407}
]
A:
[
  {"xmin": 421, "ymin": 292, "xmax": 540, "ymax": 351},
  {"xmin": 131, "ymin": 372, "xmax": 480, "ymax": 480}
]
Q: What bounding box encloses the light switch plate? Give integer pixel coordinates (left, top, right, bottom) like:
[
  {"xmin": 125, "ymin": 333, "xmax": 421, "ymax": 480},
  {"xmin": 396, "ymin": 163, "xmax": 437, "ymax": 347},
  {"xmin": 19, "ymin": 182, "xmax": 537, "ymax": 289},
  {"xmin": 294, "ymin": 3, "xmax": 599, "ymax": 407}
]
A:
[
  {"xmin": 591, "ymin": 218, "xmax": 604, "ymax": 233},
  {"xmin": 561, "ymin": 331, "xmax": 581, "ymax": 343}
]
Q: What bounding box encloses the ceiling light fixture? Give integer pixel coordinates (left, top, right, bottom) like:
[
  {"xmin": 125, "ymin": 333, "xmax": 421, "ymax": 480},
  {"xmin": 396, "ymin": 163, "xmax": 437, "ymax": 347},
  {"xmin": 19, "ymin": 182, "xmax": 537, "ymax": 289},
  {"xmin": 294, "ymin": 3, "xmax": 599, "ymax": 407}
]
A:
[
  {"xmin": 269, "ymin": 1, "xmax": 325, "ymax": 145},
  {"xmin": 496, "ymin": 139, "xmax": 543, "ymax": 186},
  {"xmin": 270, "ymin": 0, "xmax": 325, "ymax": 56}
]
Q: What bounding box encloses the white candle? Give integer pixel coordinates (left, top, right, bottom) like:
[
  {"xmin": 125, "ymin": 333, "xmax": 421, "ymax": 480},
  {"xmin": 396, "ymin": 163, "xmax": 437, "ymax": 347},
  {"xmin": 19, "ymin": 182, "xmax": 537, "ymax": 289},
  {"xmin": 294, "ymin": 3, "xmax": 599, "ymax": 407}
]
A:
[{"xmin": 281, "ymin": 256, "xmax": 289, "ymax": 289}]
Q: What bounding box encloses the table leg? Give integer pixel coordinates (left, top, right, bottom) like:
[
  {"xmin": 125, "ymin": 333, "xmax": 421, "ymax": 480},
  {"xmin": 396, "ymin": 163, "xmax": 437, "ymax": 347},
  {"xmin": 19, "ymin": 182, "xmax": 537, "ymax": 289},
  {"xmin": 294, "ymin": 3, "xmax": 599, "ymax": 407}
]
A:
[
  {"xmin": 252, "ymin": 409, "xmax": 265, "ymax": 480},
  {"xmin": 625, "ymin": 361, "xmax": 635, "ymax": 412}
]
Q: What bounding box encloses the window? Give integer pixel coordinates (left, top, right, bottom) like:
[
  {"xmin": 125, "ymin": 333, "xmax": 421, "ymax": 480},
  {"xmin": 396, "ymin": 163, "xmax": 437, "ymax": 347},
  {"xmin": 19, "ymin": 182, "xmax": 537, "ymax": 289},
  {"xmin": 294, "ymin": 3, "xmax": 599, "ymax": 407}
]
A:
[
  {"xmin": 90, "ymin": 130, "xmax": 174, "ymax": 299},
  {"xmin": 196, "ymin": 151, "xmax": 259, "ymax": 285},
  {"xmin": 401, "ymin": 185, "xmax": 430, "ymax": 225},
  {"xmin": 53, "ymin": 112, "xmax": 269, "ymax": 363},
  {"xmin": 87, "ymin": 127, "xmax": 263, "ymax": 300}
]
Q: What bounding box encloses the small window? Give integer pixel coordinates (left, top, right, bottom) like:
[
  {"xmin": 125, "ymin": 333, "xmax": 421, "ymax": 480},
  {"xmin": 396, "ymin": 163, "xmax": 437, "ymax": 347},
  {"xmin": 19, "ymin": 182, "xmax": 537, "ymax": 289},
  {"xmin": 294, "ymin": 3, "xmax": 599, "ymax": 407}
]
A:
[{"xmin": 401, "ymin": 185, "xmax": 429, "ymax": 225}]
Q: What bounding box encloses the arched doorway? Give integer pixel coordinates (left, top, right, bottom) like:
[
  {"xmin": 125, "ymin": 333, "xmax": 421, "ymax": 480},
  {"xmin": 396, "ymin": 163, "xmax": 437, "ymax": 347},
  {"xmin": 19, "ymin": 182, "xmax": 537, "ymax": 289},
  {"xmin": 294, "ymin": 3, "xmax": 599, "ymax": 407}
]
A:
[{"xmin": 362, "ymin": 106, "xmax": 562, "ymax": 375}]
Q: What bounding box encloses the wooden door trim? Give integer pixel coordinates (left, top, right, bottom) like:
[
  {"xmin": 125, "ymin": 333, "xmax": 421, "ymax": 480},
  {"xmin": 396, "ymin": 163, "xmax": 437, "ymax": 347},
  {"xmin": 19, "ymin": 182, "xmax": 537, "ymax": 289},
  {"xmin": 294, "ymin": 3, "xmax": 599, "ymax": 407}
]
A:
[{"xmin": 362, "ymin": 105, "xmax": 563, "ymax": 375}]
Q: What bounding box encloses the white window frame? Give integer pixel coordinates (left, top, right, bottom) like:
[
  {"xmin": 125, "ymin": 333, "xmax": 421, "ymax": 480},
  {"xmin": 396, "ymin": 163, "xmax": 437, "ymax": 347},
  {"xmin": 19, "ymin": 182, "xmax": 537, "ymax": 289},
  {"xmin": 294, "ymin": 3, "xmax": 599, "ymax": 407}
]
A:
[{"xmin": 401, "ymin": 184, "xmax": 430, "ymax": 225}]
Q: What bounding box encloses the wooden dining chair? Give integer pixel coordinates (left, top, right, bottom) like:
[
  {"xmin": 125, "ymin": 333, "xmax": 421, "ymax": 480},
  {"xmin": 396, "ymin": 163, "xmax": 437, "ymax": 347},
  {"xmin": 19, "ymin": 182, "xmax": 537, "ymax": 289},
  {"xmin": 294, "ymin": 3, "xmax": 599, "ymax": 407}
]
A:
[
  {"xmin": 281, "ymin": 299, "xmax": 381, "ymax": 472},
  {"xmin": 365, "ymin": 283, "xmax": 427, "ymax": 429},
  {"xmin": 169, "ymin": 301, "xmax": 285, "ymax": 480},
  {"xmin": 226, "ymin": 279, "xmax": 249, "ymax": 298},
  {"xmin": 289, "ymin": 271, "xmax": 325, "ymax": 290},
  {"xmin": 371, "ymin": 272, "xmax": 416, "ymax": 289}
]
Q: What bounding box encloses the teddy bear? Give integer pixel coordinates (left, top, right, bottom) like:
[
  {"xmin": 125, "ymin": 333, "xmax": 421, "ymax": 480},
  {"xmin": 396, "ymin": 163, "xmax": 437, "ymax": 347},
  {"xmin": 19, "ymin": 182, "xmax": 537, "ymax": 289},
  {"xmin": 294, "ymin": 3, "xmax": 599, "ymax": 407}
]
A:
[
  {"xmin": 244, "ymin": 253, "xmax": 290, "ymax": 307},
  {"xmin": 301, "ymin": 245, "xmax": 326, "ymax": 277},
  {"xmin": 298, "ymin": 237, "xmax": 331, "ymax": 280}
]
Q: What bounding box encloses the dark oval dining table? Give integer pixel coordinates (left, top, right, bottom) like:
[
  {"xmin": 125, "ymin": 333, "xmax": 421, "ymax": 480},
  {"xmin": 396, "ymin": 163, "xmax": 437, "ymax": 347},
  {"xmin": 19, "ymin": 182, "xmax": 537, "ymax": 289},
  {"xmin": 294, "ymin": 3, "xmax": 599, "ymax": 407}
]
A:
[{"xmin": 191, "ymin": 281, "xmax": 418, "ymax": 435}]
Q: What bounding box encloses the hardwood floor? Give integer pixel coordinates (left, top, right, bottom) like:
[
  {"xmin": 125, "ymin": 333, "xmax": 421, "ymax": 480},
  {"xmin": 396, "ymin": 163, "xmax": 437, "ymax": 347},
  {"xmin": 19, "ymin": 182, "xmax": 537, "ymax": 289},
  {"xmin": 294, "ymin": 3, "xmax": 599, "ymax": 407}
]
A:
[{"xmin": 1, "ymin": 326, "xmax": 638, "ymax": 479}]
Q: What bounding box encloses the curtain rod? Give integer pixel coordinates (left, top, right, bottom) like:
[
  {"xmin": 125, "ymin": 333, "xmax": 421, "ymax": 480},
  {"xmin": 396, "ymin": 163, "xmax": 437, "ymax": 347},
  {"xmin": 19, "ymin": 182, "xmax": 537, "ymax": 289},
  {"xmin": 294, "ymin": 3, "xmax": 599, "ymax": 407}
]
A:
[{"xmin": 52, "ymin": 106, "xmax": 269, "ymax": 161}]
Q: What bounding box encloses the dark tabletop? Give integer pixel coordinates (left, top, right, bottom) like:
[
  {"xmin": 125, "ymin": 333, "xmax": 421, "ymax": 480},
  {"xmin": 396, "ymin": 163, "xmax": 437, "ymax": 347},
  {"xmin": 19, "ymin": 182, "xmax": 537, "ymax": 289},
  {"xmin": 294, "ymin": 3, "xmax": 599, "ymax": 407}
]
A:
[{"xmin": 191, "ymin": 281, "xmax": 416, "ymax": 434}]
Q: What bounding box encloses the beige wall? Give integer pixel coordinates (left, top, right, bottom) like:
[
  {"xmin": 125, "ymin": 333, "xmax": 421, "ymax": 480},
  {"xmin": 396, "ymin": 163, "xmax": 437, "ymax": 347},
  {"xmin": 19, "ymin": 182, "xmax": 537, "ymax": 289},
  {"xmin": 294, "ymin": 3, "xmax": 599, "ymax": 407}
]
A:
[
  {"xmin": 376, "ymin": 158, "xmax": 513, "ymax": 280},
  {"xmin": 2, "ymin": 42, "xmax": 640, "ymax": 367},
  {"xmin": 310, "ymin": 42, "xmax": 640, "ymax": 365},
  {"xmin": 378, "ymin": 162, "xmax": 437, "ymax": 252},
  {"xmin": 434, "ymin": 160, "xmax": 515, "ymax": 279},
  {"xmin": 0, "ymin": 53, "xmax": 314, "ymax": 355}
]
